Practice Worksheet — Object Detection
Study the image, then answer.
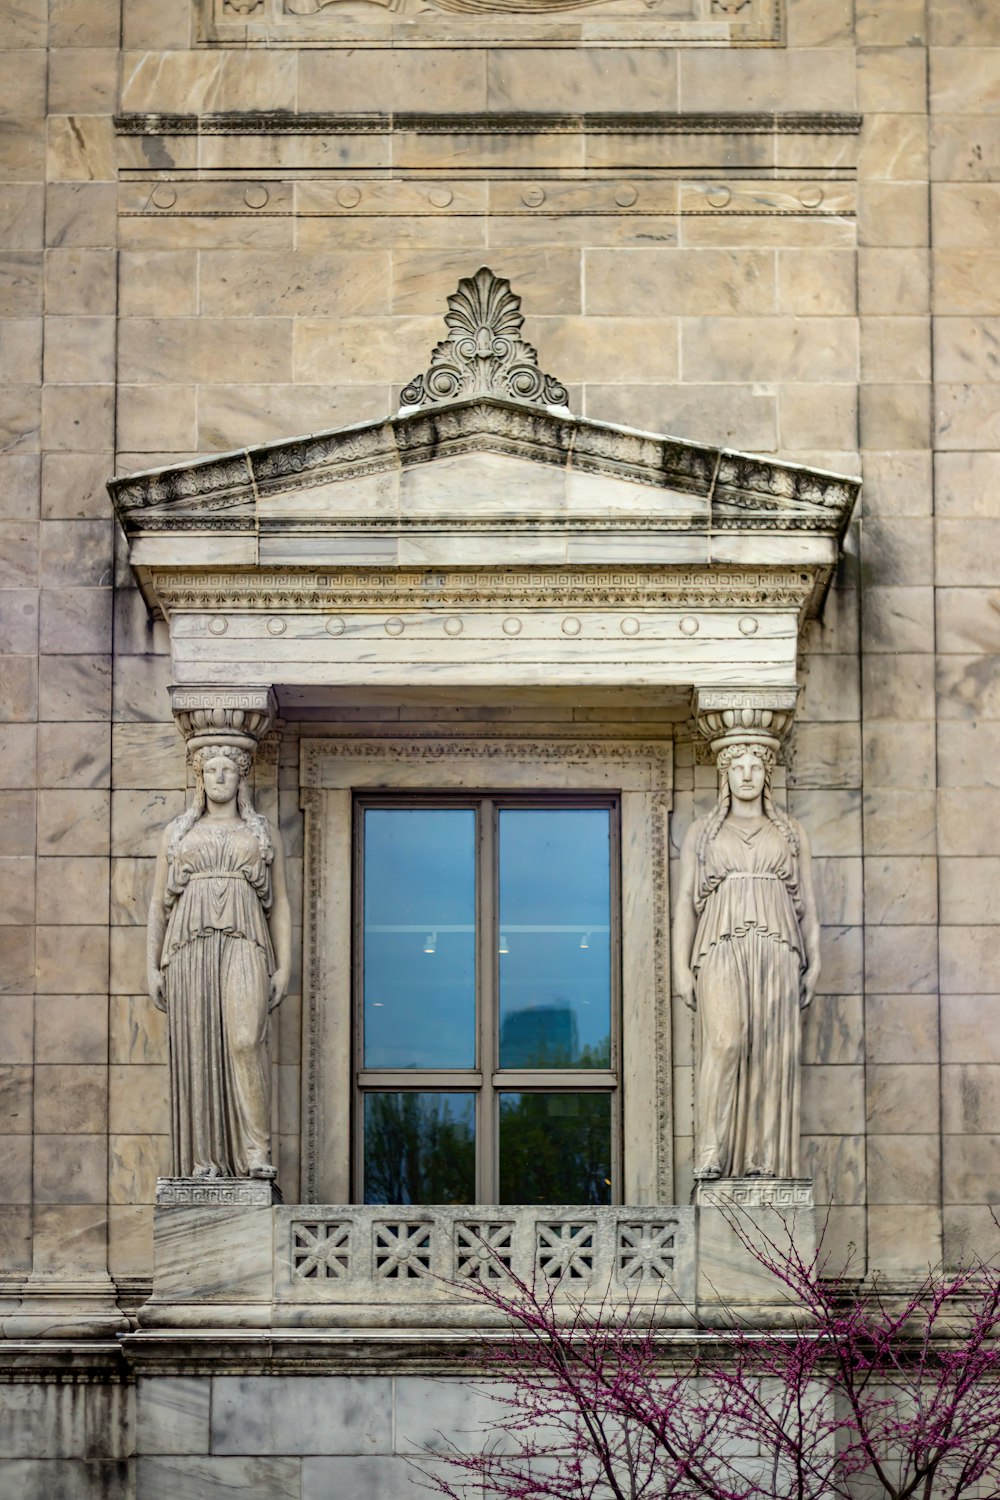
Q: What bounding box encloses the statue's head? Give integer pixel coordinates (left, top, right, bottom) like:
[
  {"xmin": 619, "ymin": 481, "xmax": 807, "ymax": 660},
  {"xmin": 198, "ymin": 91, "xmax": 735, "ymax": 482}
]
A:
[
  {"xmin": 171, "ymin": 741, "xmax": 273, "ymax": 863},
  {"xmin": 191, "ymin": 743, "xmax": 252, "ymax": 788},
  {"xmin": 699, "ymin": 737, "xmax": 797, "ymax": 859},
  {"xmin": 191, "ymin": 746, "xmax": 249, "ymax": 812},
  {"xmin": 716, "ymin": 741, "xmax": 776, "ymax": 804}
]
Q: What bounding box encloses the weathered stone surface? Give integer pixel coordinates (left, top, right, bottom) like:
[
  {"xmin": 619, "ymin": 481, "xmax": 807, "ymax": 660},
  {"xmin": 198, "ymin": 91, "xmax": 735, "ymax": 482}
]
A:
[
  {"xmin": 0, "ymin": 15, "xmax": 998, "ymax": 1484},
  {"xmin": 695, "ymin": 1178, "xmax": 817, "ymax": 1317},
  {"xmin": 211, "ymin": 1376, "xmax": 393, "ymax": 1455},
  {"xmin": 137, "ymin": 1455, "xmax": 300, "ymax": 1500},
  {"xmin": 867, "ymin": 1064, "xmax": 941, "ymax": 1133}
]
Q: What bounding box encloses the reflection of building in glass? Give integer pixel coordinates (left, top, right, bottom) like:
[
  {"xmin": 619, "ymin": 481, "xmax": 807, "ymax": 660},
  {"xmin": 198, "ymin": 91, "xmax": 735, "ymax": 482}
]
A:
[{"xmin": 502, "ymin": 1005, "xmax": 579, "ymax": 1067}]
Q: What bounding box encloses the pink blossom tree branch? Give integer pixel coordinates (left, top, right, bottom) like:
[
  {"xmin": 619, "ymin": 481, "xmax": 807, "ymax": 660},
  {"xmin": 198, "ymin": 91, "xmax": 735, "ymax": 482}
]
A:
[{"xmin": 416, "ymin": 1215, "xmax": 1000, "ymax": 1500}]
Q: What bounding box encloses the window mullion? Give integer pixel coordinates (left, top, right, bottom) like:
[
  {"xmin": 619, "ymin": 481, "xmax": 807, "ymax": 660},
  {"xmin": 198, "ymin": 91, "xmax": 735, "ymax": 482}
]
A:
[{"xmin": 490, "ymin": 1071, "xmax": 618, "ymax": 1090}]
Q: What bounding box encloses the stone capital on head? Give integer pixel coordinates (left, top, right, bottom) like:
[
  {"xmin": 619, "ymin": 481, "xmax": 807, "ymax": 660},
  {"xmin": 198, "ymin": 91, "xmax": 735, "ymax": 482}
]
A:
[{"xmin": 170, "ymin": 685, "xmax": 278, "ymax": 762}]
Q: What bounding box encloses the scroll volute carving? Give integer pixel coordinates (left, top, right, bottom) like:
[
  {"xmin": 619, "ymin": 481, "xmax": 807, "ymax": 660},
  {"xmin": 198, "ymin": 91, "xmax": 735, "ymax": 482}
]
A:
[
  {"xmin": 400, "ymin": 266, "xmax": 570, "ymax": 413},
  {"xmin": 673, "ymin": 689, "xmax": 821, "ymax": 1182},
  {"xmin": 147, "ymin": 688, "xmax": 292, "ymax": 1182}
]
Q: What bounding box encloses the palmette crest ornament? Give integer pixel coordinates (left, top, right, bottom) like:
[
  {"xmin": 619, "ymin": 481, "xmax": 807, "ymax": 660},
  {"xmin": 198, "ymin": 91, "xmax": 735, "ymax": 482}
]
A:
[{"xmin": 399, "ymin": 267, "xmax": 570, "ymax": 413}]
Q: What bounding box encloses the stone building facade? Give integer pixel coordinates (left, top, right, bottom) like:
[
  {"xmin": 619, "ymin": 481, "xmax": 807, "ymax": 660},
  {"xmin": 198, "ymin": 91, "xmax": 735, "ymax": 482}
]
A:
[{"xmin": 1, "ymin": 0, "xmax": 999, "ymax": 1494}]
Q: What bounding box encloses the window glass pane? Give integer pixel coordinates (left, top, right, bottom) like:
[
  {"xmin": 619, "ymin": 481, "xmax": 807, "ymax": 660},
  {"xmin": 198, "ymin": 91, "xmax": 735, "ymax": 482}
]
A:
[
  {"xmin": 363, "ymin": 1092, "xmax": 476, "ymax": 1204},
  {"xmin": 498, "ymin": 808, "xmax": 611, "ymax": 1069},
  {"xmin": 363, "ymin": 808, "xmax": 476, "ymax": 1069},
  {"xmin": 498, "ymin": 1092, "xmax": 612, "ymax": 1205}
]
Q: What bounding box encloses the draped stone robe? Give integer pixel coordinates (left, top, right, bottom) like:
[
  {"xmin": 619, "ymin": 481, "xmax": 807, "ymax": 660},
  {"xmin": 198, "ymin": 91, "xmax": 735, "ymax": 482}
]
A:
[
  {"xmin": 691, "ymin": 816, "xmax": 805, "ymax": 1180},
  {"xmin": 161, "ymin": 819, "xmax": 275, "ymax": 1178}
]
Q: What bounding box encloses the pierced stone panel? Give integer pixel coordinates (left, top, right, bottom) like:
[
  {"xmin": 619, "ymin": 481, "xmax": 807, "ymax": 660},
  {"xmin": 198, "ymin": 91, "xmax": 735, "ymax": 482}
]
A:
[
  {"xmin": 617, "ymin": 1220, "xmax": 678, "ymax": 1282},
  {"xmin": 454, "ymin": 1220, "xmax": 516, "ymax": 1281},
  {"xmin": 373, "ymin": 1221, "xmax": 434, "ymax": 1279},
  {"xmin": 290, "ymin": 1220, "xmax": 352, "ymax": 1279},
  {"xmin": 536, "ymin": 1221, "xmax": 597, "ymax": 1282}
]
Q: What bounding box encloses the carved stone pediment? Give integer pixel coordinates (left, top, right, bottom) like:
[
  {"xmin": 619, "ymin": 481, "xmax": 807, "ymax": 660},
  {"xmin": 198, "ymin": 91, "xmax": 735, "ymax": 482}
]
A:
[
  {"xmin": 109, "ymin": 267, "xmax": 859, "ymax": 697},
  {"xmin": 111, "ymin": 275, "xmax": 856, "ymax": 561}
]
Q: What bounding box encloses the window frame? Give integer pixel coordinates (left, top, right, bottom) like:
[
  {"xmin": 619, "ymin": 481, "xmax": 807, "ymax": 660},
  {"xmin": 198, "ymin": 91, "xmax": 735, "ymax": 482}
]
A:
[
  {"xmin": 300, "ymin": 735, "xmax": 673, "ymax": 1207},
  {"xmin": 352, "ymin": 790, "xmax": 623, "ymax": 1204}
]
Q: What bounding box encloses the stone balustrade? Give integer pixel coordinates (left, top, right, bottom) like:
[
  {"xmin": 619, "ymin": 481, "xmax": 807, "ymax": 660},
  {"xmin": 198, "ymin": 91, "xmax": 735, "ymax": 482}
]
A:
[
  {"xmin": 143, "ymin": 1200, "xmax": 698, "ymax": 1331},
  {"xmin": 279, "ymin": 1204, "xmax": 694, "ymax": 1304}
]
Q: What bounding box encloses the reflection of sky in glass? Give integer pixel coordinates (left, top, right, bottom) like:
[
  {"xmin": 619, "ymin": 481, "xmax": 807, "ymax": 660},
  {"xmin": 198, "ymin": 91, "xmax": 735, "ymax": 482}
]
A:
[
  {"xmin": 499, "ymin": 810, "xmax": 611, "ymax": 1069},
  {"xmin": 364, "ymin": 1091, "xmax": 475, "ymax": 1204},
  {"xmin": 363, "ymin": 809, "xmax": 476, "ymax": 1069}
]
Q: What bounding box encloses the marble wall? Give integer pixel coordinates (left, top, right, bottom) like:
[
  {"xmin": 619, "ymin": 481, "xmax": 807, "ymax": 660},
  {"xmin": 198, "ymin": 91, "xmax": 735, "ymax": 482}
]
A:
[
  {"xmin": 0, "ymin": 1370, "xmax": 779, "ymax": 1500},
  {"xmin": 1, "ymin": 0, "xmax": 999, "ymax": 1330}
]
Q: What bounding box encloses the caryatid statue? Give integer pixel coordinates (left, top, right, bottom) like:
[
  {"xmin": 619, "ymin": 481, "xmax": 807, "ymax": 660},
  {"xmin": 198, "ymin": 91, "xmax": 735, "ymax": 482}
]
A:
[
  {"xmin": 673, "ymin": 693, "xmax": 820, "ymax": 1182},
  {"xmin": 147, "ymin": 690, "xmax": 291, "ymax": 1182}
]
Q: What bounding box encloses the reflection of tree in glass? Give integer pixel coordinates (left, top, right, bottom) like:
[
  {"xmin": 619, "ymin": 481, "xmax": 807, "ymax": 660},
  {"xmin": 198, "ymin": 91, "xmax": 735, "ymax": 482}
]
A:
[
  {"xmin": 501, "ymin": 1003, "xmax": 610, "ymax": 1069},
  {"xmin": 499, "ymin": 1093, "xmax": 611, "ymax": 1205},
  {"xmin": 364, "ymin": 1093, "xmax": 474, "ymax": 1205}
]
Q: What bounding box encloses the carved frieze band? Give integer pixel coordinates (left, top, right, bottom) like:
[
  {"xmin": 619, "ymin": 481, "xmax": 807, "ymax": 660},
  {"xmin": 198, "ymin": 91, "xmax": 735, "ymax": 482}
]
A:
[
  {"xmin": 152, "ymin": 567, "xmax": 819, "ymax": 616},
  {"xmin": 116, "ymin": 110, "xmax": 861, "ymax": 138},
  {"xmin": 156, "ymin": 1176, "xmax": 282, "ymax": 1206},
  {"xmin": 119, "ymin": 177, "xmax": 855, "ymax": 223},
  {"xmin": 201, "ymin": 0, "xmax": 784, "ymax": 46},
  {"xmin": 696, "ymin": 1177, "xmax": 812, "ymax": 1210},
  {"xmin": 301, "ymin": 735, "xmax": 675, "ymax": 788}
]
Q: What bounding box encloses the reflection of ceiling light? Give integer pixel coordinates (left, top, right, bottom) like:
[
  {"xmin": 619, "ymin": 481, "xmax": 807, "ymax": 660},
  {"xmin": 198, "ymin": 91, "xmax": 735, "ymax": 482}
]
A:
[
  {"xmin": 423, "ymin": 932, "xmax": 437, "ymax": 954},
  {"xmin": 371, "ymin": 1001, "xmax": 384, "ymax": 1008},
  {"xmin": 498, "ymin": 933, "xmax": 510, "ymax": 954},
  {"xmin": 579, "ymin": 931, "xmax": 590, "ymax": 950}
]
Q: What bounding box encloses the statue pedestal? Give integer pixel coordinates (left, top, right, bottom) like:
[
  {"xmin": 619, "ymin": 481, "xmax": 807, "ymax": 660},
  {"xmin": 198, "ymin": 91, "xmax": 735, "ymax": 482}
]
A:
[
  {"xmin": 141, "ymin": 1178, "xmax": 283, "ymax": 1329},
  {"xmin": 156, "ymin": 1176, "xmax": 282, "ymax": 1207},
  {"xmin": 694, "ymin": 1177, "xmax": 815, "ymax": 1326}
]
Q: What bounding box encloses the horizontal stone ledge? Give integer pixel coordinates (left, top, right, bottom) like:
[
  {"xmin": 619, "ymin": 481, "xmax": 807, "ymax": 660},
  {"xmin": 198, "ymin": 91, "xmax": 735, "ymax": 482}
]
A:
[
  {"xmin": 113, "ymin": 112, "xmax": 864, "ymax": 139},
  {"xmin": 0, "ymin": 1324, "xmax": 787, "ymax": 1384},
  {"xmin": 167, "ymin": 662, "xmax": 801, "ymax": 690},
  {"xmin": 111, "ymin": 1324, "xmax": 781, "ymax": 1378}
]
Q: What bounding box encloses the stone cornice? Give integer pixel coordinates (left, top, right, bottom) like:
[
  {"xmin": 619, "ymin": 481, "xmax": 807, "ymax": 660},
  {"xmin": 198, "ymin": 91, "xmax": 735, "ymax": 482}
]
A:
[
  {"xmin": 114, "ymin": 110, "xmax": 863, "ymax": 137},
  {"xmin": 110, "ymin": 396, "xmax": 859, "ymax": 541}
]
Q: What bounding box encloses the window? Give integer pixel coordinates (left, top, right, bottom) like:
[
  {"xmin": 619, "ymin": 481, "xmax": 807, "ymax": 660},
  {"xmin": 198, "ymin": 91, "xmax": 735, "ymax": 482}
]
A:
[
  {"xmin": 355, "ymin": 796, "xmax": 620, "ymax": 1205},
  {"xmin": 301, "ymin": 735, "xmax": 670, "ymax": 1208}
]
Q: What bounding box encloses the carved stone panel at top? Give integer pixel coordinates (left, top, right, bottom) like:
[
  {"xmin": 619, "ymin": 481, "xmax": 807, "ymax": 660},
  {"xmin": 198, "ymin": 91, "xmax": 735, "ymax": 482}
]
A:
[
  {"xmin": 204, "ymin": 0, "xmax": 783, "ymax": 47},
  {"xmin": 399, "ymin": 267, "xmax": 569, "ymax": 415},
  {"xmin": 693, "ymin": 686, "xmax": 800, "ymax": 752}
]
